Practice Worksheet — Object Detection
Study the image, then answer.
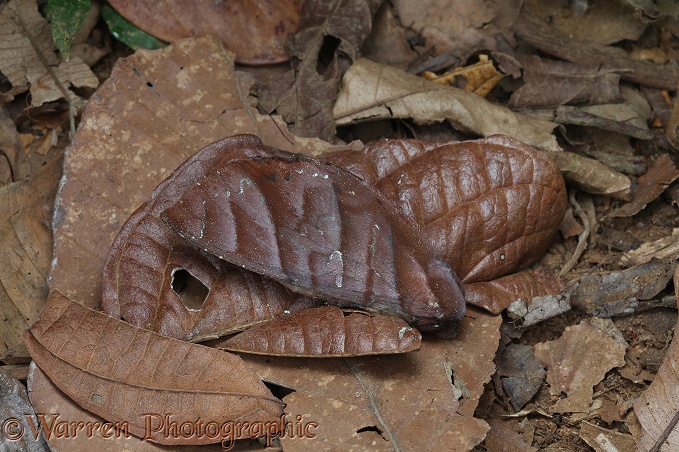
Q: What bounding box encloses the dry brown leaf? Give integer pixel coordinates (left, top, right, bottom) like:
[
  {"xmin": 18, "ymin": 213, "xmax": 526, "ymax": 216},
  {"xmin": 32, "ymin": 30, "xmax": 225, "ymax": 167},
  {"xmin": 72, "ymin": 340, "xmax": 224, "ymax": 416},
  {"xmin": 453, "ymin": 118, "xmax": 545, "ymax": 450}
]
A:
[
  {"xmin": 49, "ymin": 35, "xmax": 359, "ymax": 311},
  {"xmin": 423, "ymin": 54, "xmax": 505, "ymax": 97},
  {"xmin": 360, "ymin": 2, "xmax": 418, "ymax": 68},
  {"xmin": 108, "ymin": 0, "xmax": 302, "ymax": 65},
  {"xmin": 391, "ymin": 0, "xmax": 504, "ymax": 59},
  {"xmin": 0, "ymin": 0, "xmax": 98, "ymax": 106},
  {"xmin": 0, "ymin": 154, "xmax": 62, "ymax": 360},
  {"xmin": 508, "ymin": 56, "xmax": 622, "ymax": 109},
  {"xmin": 333, "ymin": 58, "xmax": 561, "ymax": 152},
  {"xmin": 260, "ymin": 0, "xmax": 382, "ymax": 140},
  {"xmin": 570, "ymin": 259, "xmax": 675, "ymax": 317},
  {"xmin": 484, "ymin": 418, "xmax": 537, "ymax": 452},
  {"xmin": 161, "ymin": 154, "xmax": 466, "ymax": 336},
  {"xmin": 25, "ymin": 291, "xmax": 284, "ymax": 446},
  {"xmin": 546, "ymin": 150, "xmax": 632, "ymax": 199},
  {"xmin": 633, "ymin": 263, "xmax": 679, "ymax": 452},
  {"xmin": 0, "ymin": 367, "xmax": 49, "ymax": 451},
  {"xmin": 534, "ymin": 321, "xmax": 626, "ymax": 413},
  {"xmin": 495, "ymin": 343, "xmax": 546, "ymax": 411},
  {"xmin": 27, "ymin": 363, "xmax": 256, "ymax": 451},
  {"xmin": 515, "ymin": 8, "xmax": 677, "ymax": 90},
  {"xmin": 244, "ymin": 307, "xmax": 501, "ymax": 450},
  {"xmin": 579, "ymin": 421, "xmax": 637, "ymax": 452},
  {"xmin": 220, "ymin": 306, "xmax": 421, "ymax": 357},
  {"xmin": 0, "ymin": 107, "xmax": 31, "ymax": 185},
  {"xmin": 524, "ymin": 0, "xmax": 647, "ymax": 46},
  {"xmin": 608, "ymin": 154, "xmax": 679, "ymax": 218}
]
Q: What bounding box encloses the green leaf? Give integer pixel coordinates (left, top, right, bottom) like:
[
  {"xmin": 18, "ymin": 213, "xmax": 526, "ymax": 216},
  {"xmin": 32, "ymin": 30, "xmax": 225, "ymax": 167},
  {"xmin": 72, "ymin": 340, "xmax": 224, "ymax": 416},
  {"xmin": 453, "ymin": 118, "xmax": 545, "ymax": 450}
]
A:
[
  {"xmin": 46, "ymin": 0, "xmax": 91, "ymax": 61},
  {"xmin": 101, "ymin": 3, "xmax": 167, "ymax": 51}
]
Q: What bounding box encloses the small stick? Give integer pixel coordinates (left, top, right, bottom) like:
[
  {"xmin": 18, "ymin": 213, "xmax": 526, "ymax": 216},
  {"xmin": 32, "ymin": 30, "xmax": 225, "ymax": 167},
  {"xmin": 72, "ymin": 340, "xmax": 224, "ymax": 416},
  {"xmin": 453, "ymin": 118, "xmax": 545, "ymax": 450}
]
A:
[
  {"xmin": 560, "ymin": 190, "xmax": 590, "ymax": 276},
  {"xmin": 14, "ymin": 4, "xmax": 76, "ymax": 137}
]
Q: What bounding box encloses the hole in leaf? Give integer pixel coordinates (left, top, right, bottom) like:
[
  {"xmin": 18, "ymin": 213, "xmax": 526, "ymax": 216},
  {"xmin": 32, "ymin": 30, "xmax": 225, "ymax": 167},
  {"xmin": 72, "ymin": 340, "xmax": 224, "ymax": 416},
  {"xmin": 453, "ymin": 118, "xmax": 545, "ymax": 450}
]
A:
[
  {"xmin": 316, "ymin": 35, "xmax": 341, "ymax": 77},
  {"xmin": 171, "ymin": 269, "xmax": 209, "ymax": 311},
  {"xmin": 356, "ymin": 425, "xmax": 383, "ymax": 435},
  {"xmin": 264, "ymin": 380, "xmax": 296, "ymax": 399}
]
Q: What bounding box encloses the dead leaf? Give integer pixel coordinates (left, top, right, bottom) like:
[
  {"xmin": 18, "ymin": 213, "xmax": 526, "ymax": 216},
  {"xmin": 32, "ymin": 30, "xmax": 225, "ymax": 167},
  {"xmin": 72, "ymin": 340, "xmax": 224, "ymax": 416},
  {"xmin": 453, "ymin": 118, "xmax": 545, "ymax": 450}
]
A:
[
  {"xmin": 220, "ymin": 306, "xmax": 421, "ymax": 357},
  {"xmin": 260, "ymin": 0, "xmax": 382, "ymax": 140},
  {"xmin": 508, "ymin": 56, "xmax": 622, "ymax": 109},
  {"xmin": 360, "ymin": 2, "xmax": 418, "ymax": 69},
  {"xmin": 570, "ymin": 258, "xmax": 675, "ymax": 317},
  {"xmin": 244, "ymin": 307, "xmax": 501, "ymax": 450},
  {"xmin": 0, "ymin": 154, "xmax": 62, "ymax": 360},
  {"xmin": 0, "ymin": 0, "xmax": 98, "ymax": 106},
  {"xmin": 515, "ymin": 8, "xmax": 678, "ymax": 90},
  {"xmin": 495, "ymin": 343, "xmax": 546, "ymax": 412},
  {"xmin": 0, "ymin": 367, "xmax": 49, "ymax": 451},
  {"xmin": 27, "ymin": 364, "xmax": 244, "ymax": 451},
  {"xmin": 49, "ymin": 35, "xmax": 359, "ymax": 311},
  {"xmin": 333, "ymin": 58, "xmax": 561, "ymax": 152},
  {"xmin": 621, "ymin": 228, "xmax": 679, "ymax": 267},
  {"xmin": 524, "ymin": 0, "xmax": 647, "ymax": 46},
  {"xmin": 161, "ymin": 154, "xmax": 465, "ymax": 336},
  {"xmin": 391, "ymin": 0, "xmax": 502, "ymax": 59},
  {"xmin": 484, "ymin": 418, "xmax": 537, "ymax": 451},
  {"xmin": 578, "ymin": 421, "xmax": 636, "ymax": 452},
  {"xmin": 423, "ymin": 54, "xmax": 505, "ymax": 97},
  {"xmin": 534, "ymin": 320, "xmax": 626, "ymax": 413},
  {"xmin": 608, "ymin": 154, "xmax": 679, "ymax": 218},
  {"xmin": 584, "ymin": 130, "xmax": 647, "ymax": 177},
  {"xmin": 554, "ymin": 104, "xmax": 653, "ymax": 141},
  {"xmin": 108, "ymin": 0, "xmax": 302, "ymax": 65},
  {"xmin": 546, "ymin": 150, "xmax": 632, "ymax": 199},
  {"xmin": 633, "ymin": 263, "xmax": 679, "ymax": 452},
  {"xmin": 0, "ymin": 107, "xmax": 31, "ymax": 185},
  {"xmin": 25, "ymin": 291, "xmax": 284, "ymax": 446}
]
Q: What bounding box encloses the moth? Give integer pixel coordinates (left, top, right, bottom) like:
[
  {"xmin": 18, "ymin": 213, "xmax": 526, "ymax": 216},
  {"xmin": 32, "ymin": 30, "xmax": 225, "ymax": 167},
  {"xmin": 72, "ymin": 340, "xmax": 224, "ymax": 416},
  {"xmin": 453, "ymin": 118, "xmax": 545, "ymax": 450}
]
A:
[{"xmin": 102, "ymin": 135, "xmax": 566, "ymax": 356}]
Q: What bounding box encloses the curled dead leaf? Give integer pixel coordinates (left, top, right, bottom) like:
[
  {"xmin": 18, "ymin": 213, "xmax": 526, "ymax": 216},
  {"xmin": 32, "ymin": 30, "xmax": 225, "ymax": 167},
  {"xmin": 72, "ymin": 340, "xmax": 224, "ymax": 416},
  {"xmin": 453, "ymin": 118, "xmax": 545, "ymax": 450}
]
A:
[
  {"xmin": 332, "ymin": 58, "xmax": 561, "ymax": 152},
  {"xmin": 25, "ymin": 291, "xmax": 284, "ymax": 446},
  {"xmin": 547, "ymin": 150, "xmax": 632, "ymax": 200}
]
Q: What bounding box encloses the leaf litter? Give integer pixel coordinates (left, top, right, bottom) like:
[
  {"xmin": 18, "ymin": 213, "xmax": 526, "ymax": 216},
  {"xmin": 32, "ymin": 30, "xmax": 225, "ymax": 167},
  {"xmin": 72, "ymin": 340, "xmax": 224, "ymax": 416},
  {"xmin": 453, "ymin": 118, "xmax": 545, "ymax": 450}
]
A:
[
  {"xmin": 5, "ymin": 1, "xmax": 679, "ymax": 450},
  {"xmin": 39, "ymin": 34, "xmax": 502, "ymax": 450},
  {"xmin": 0, "ymin": 0, "xmax": 98, "ymax": 107}
]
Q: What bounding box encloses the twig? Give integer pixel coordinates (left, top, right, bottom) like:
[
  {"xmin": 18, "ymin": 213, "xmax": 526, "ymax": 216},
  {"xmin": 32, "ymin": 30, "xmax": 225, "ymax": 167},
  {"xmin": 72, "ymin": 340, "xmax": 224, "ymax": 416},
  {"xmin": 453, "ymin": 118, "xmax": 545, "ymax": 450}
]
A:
[
  {"xmin": 515, "ymin": 8, "xmax": 678, "ymax": 90},
  {"xmin": 14, "ymin": 3, "xmax": 76, "ymax": 137},
  {"xmin": 581, "ymin": 194, "xmax": 597, "ymax": 248},
  {"xmin": 344, "ymin": 359, "xmax": 401, "ymax": 452},
  {"xmin": 560, "ymin": 190, "xmax": 590, "ymax": 276},
  {"xmin": 650, "ymin": 410, "xmax": 679, "ymax": 452}
]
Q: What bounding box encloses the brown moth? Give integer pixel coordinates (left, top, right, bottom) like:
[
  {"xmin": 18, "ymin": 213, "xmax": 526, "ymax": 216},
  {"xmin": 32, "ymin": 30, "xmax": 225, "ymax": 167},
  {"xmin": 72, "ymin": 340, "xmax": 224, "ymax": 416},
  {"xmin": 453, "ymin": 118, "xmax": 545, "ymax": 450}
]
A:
[
  {"xmin": 102, "ymin": 135, "xmax": 304, "ymax": 341},
  {"xmin": 161, "ymin": 155, "xmax": 466, "ymax": 337}
]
